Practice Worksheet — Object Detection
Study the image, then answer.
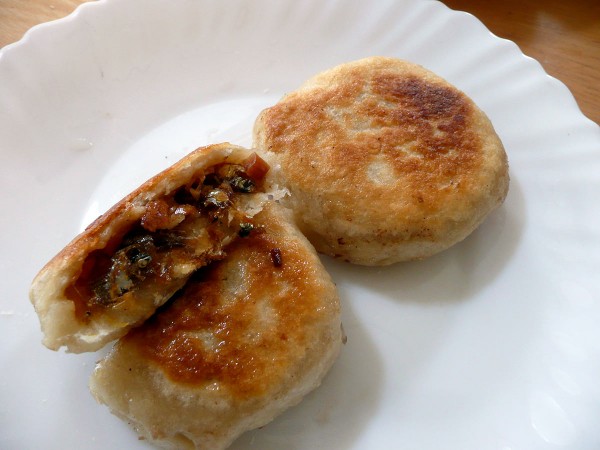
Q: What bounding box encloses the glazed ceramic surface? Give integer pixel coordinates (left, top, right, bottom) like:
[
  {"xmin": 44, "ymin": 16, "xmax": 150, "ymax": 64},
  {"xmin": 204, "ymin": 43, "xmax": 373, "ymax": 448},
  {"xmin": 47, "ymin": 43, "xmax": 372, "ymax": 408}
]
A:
[{"xmin": 1, "ymin": 0, "xmax": 599, "ymax": 448}]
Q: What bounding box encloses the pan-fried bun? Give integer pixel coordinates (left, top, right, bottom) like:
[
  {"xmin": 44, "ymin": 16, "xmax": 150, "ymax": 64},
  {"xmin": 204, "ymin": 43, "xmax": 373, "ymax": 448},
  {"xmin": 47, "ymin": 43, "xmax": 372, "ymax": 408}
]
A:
[
  {"xmin": 253, "ymin": 56, "xmax": 509, "ymax": 265},
  {"xmin": 30, "ymin": 143, "xmax": 281, "ymax": 353},
  {"xmin": 89, "ymin": 202, "xmax": 342, "ymax": 450}
]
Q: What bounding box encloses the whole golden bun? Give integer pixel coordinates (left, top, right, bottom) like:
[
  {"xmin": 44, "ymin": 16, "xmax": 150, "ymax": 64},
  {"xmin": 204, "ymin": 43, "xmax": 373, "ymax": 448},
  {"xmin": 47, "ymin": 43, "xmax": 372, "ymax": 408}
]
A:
[{"xmin": 253, "ymin": 56, "xmax": 509, "ymax": 265}]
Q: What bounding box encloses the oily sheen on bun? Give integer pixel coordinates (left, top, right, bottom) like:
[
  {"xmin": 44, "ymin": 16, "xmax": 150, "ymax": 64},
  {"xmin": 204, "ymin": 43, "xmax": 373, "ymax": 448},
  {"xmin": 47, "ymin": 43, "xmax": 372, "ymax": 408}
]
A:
[
  {"xmin": 30, "ymin": 143, "xmax": 280, "ymax": 353},
  {"xmin": 90, "ymin": 202, "xmax": 342, "ymax": 450},
  {"xmin": 253, "ymin": 56, "xmax": 509, "ymax": 265}
]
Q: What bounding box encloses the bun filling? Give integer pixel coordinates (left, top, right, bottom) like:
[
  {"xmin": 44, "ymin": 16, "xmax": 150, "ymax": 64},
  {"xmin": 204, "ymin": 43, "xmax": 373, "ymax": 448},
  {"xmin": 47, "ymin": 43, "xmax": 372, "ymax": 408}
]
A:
[{"xmin": 65, "ymin": 153, "xmax": 270, "ymax": 324}]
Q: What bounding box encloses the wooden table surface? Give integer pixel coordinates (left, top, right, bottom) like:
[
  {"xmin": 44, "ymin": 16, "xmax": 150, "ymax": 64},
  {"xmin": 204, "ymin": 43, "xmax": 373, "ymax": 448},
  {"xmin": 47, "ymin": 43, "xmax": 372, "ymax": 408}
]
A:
[{"xmin": 1, "ymin": 0, "xmax": 598, "ymax": 125}]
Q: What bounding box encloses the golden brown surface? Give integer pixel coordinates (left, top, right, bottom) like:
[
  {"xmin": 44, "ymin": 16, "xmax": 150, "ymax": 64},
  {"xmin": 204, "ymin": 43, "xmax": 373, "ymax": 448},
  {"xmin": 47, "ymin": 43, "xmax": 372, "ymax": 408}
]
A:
[
  {"xmin": 254, "ymin": 57, "xmax": 509, "ymax": 265},
  {"xmin": 29, "ymin": 143, "xmax": 270, "ymax": 353},
  {"xmin": 127, "ymin": 209, "xmax": 335, "ymax": 398},
  {"xmin": 90, "ymin": 202, "xmax": 342, "ymax": 450},
  {"xmin": 1, "ymin": 0, "xmax": 597, "ymax": 124}
]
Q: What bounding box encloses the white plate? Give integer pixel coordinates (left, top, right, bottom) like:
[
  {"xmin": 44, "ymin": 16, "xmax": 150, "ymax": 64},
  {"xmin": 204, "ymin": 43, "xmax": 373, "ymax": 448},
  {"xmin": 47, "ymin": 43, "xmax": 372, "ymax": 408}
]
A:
[{"xmin": 1, "ymin": 0, "xmax": 599, "ymax": 449}]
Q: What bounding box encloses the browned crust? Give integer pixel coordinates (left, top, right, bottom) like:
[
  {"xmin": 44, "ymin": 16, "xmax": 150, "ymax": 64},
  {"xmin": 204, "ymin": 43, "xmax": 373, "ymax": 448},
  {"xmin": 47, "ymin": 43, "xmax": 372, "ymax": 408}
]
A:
[
  {"xmin": 121, "ymin": 202, "xmax": 339, "ymax": 399},
  {"xmin": 90, "ymin": 202, "xmax": 342, "ymax": 449},
  {"xmin": 29, "ymin": 143, "xmax": 264, "ymax": 353},
  {"xmin": 253, "ymin": 56, "xmax": 509, "ymax": 264}
]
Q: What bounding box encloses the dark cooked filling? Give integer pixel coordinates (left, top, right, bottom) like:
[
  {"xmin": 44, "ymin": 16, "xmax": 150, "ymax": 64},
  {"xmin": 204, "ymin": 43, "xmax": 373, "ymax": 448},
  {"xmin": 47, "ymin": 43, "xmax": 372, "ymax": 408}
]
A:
[
  {"xmin": 89, "ymin": 230, "xmax": 187, "ymax": 304},
  {"xmin": 123, "ymin": 228, "xmax": 302, "ymax": 397},
  {"xmin": 66, "ymin": 153, "xmax": 270, "ymax": 321}
]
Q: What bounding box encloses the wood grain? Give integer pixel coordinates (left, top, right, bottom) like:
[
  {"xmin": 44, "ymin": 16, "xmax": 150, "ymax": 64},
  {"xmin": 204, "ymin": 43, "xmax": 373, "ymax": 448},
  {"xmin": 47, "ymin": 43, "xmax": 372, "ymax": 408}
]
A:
[
  {"xmin": 0, "ymin": 0, "xmax": 92, "ymax": 47},
  {"xmin": 443, "ymin": 0, "xmax": 600, "ymax": 125},
  {"xmin": 0, "ymin": 0, "xmax": 598, "ymax": 124}
]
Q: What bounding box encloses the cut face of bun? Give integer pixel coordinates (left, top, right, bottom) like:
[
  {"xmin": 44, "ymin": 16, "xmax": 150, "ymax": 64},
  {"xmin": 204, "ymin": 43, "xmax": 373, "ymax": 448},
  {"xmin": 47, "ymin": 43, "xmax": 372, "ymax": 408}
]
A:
[
  {"xmin": 30, "ymin": 143, "xmax": 278, "ymax": 353},
  {"xmin": 253, "ymin": 56, "xmax": 509, "ymax": 265},
  {"xmin": 90, "ymin": 202, "xmax": 342, "ymax": 450}
]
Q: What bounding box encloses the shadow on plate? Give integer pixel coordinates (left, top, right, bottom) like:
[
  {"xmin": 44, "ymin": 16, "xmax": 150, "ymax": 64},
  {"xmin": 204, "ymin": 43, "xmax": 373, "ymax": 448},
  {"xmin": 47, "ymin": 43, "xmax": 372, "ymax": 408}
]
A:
[
  {"xmin": 324, "ymin": 176, "xmax": 526, "ymax": 305},
  {"xmin": 230, "ymin": 299, "xmax": 383, "ymax": 449}
]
